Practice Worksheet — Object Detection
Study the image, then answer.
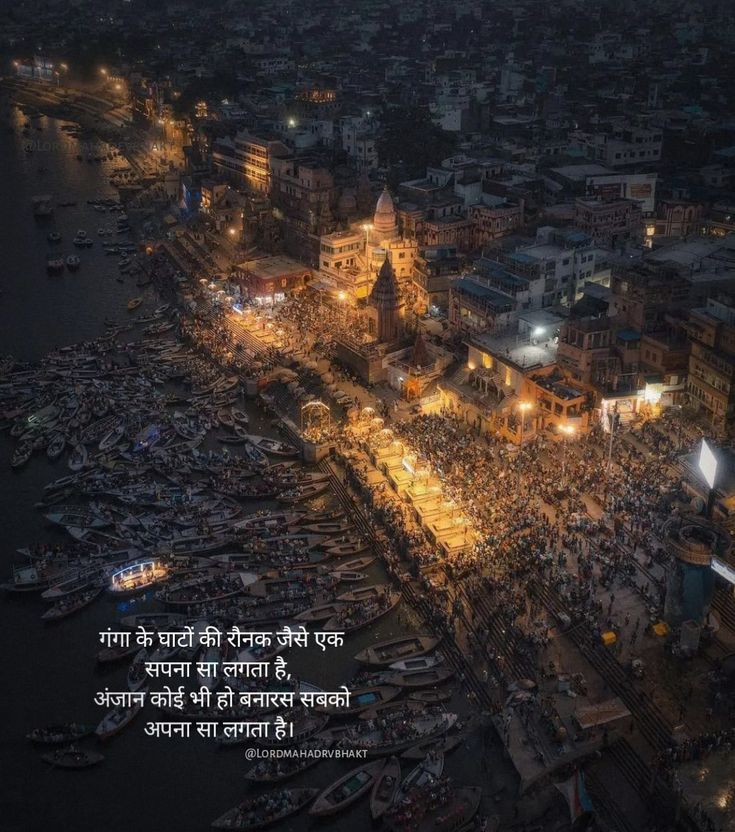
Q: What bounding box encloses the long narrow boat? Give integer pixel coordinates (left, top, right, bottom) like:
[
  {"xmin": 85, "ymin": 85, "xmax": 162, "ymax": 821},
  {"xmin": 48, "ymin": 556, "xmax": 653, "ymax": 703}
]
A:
[
  {"xmin": 309, "ymin": 760, "xmax": 386, "ymax": 817},
  {"xmin": 337, "ymin": 583, "xmax": 390, "ymax": 603},
  {"xmin": 354, "ymin": 635, "xmax": 440, "ymax": 667},
  {"xmin": 41, "ymin": 747, "xmax": 105, "ymax": 769},
  {"xmin": 315, "ymin": 684, "xmax": 401, "ymax": 717},
  {"xmin": 247, "ymin": 435, "xmax": 299, "ymax": 458},
  {"xmin": 244, "ymin": 739, "xmax": 329, "ymax": 782},
  {"xmin": 27, "ymin": 723, "xmax": 95, "ymax": 745},
  {"xmin": 359, "ymin": 699, "xmax": 423, "ymax": 722},
  {"xmin": 120, "ymin": 612, "xmax": 186, "ymax": 630},
  {"xmin": 338, "ymin": 556, "xmax": 375, "ymax": 571},
  {"xmin": 300, "ymin": 520, "xmax": 352, "ymax": 535},
  {"xmin": 401, "ymin": 733, "xmax": 464, "ymax": 760},
  {"xmin": 256, "ymin": 711, "xmax": 328, "ymax": 748},
  {"xmin": 370, "ymin": 756, "xmax": 401, "ymax": 821},
  {"xmin": 41, "ymin": 586, "xmax": 103, "ymax": 622},
  {"xmin": 409, "ymin": 689, "xmax": 453, "ymax": 704},
  {"xmin": 324, "ymin": 593, "xmax": 400, "ymax": 634},
  {"xmin": 211, "ymin": 787, "xmax": 317, "ymax": 830},
  {"xmin": 295, "ymin": 602, "xmax": 345, "ymax": 623},
  {"xmin": 341, "ymin": 714, "xmax": 458, "ymax": 757},
  {"xmin": 277, "ymin": 482, "xmax": 330, "ymax": 504},
  {"xmin": 328, "ymin": 570, "xmax": 367, "ymax": 583},
  {"xmin": 385, "ymin": 668, "xmax": 454, "ymax": 689},
  {"xmin": 389, "ymin": 654, "xmax": 443, "ymax": 673}
]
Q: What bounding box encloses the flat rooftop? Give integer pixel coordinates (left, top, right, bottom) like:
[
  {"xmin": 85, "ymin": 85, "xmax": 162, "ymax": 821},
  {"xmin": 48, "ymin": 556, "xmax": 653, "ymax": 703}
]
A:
[{"xmin": 472, "ymin": 331, "xmax": 558, "ymax": 370}]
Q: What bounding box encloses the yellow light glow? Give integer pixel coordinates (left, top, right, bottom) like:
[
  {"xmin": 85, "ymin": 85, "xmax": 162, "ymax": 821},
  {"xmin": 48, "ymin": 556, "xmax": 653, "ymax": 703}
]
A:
[
  {"xmin": 560, "ymin": 424, "xmax": 576, "ymax": 435},
  {"xmin": 519, "ymin": 401, "xmax": 533, "ymax": 412}
]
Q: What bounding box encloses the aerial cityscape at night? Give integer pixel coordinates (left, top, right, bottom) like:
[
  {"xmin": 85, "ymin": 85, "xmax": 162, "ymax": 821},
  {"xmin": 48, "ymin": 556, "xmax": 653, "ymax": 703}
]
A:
[{"xmin": 1, "ymin": 0, "xmax": 735, "ymax": 830}]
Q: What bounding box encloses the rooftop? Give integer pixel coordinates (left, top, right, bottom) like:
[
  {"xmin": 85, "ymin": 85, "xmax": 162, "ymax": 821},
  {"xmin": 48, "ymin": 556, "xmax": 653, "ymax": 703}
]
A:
[{"xmin": 472, "ymin": 330, "xmax": 558, "ymax": 370}]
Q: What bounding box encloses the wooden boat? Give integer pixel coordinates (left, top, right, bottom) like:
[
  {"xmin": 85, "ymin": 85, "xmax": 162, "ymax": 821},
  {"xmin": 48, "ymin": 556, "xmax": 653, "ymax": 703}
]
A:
[
  {"xmin": 413, "ymin": 786, "xmax": 482, "ymax": 832},
  {"xmin": 242, "ymin": 440, "xmax": 269, "ymax": 468},
  {"xmin": 359, "ymin": 699, "xmax": 423, "ymax": 722},
  {"xmin": 41, "ymin": 746, "xmax": 104, "ymax": 769},
  {"xmin": 27, "ymin": 723, "xmax": 95, "ymax": 745},
  {"xmin": 11, "ymin": 442, "xmax": 33, "ymax": 468},
  {"xmin": 95, "ymin": 699, "xmax": 144, "ymax": 740},
  {"xmin": 395, "ymin": 753, "xmax": 445, "ymax": 804},
  {"xmin": 257, "ymin": 711, "xmax": 328, "ymax": 748},
  {"xmin": 295, "ymin": 602, "xmax": 345, "ymax": 623},
  {"xmin": 231, "ymin": 409, "xmax": 249, "ymax": 427},
  {"xmin": 408, "ymin": 689, "xmax": 453, "ymax": 704},
  {"xmin": 339, "ymin": 556, "xmax": 375, "ymax": 571},
  {"xmin": 46, "ymin": 433, "xmax": 66, "ymax": 460},
  {"xmin": 277, "ymin": 482, "xmax": 330, "ymax": 503},
  {"xmin": 355, "ymin": 635, "xmax": 440, "ymax": 667},
  {"xmin": 248, "ymin": 434, "xmax": 299, "ymax": 458},
  {"xmin": 120, "ymin": 612, "xmax": 186, "ymax": 630},
  {"xmin": 324, "ymin": 592, "xmax": 400, "ymax": 633},
  {"xmin": 337, "ymin": 583, "xmax": 390, "ymax": 603},
  {"xmin": 158, "ymin": 573, "xmax": 244, "ymax": 606},
  {"xmin": 42, "ymin": 568, "xmax": 103, "ymax": 601},
  {"xmin": 328, "ymin": 570, "xmax": 367, "ymax": 583},
  {"xmin": 300, "ymin": 520, "xmax": 352, "ymax": 535},
  {"xmin": 309, "ymin": 760, "xmax": 386, "ymax": 817},
  {"xmin": 342, "ymin": 714, "xmax": 457, "ymax": 756},
  {"xmin": 370, "ymin": 756, "xmax": 401, "ymax": 821},
  {"xmin": 41, "ymin": 586, "xmax": 102, "ymax": 622},
  {"xmin": 96, "ymin": 643, "xmax": 140, "ymax": 664},
  {"xmin": 322, "ymin": 540, "xmax": 370, "ymax": 558},
  {"xmin": 44, "ymin": 507, "xmax": 108, "ymax": 530},
  {"xmin": 127, "ymin": 297, "xmax": 142, "ymax": 311},
  {"xmin": 389, "ymin": 654, "xmax": 443, "ymax": 673},
  {"xmin": 211, "ymin": 787, "xmax": 317, "ymax": 830},
  {"xmin": 244, "ymin": 739, "xmax": 329, "ymax": 782},
  {"xmin": 385, "ymin": 668, "xmax": 454, "ymax": 689},
  {"xmin": 401, "ymin": 733, "xmax": 464, "ymax": 760},
  {"xmin": 237, "ymin": 512, "xmax": 305, "ymax": 532},
  {"xmin": 315, "ymin": 685, "xmax": 401, "ymax": 717}
]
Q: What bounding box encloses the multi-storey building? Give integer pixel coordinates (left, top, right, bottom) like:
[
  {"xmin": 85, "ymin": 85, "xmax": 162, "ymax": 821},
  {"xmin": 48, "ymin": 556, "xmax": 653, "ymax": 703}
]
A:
[
  {"xmin": 685, "ymin": 295, "xmax": 735, "ymax": 434},
  {"xmin": 574, "ymin": 197, "xmax": 643, "ymax": 248},
  {"xmin": 211, "ymin": 130, "xmax": 290, "ymax": 194}
]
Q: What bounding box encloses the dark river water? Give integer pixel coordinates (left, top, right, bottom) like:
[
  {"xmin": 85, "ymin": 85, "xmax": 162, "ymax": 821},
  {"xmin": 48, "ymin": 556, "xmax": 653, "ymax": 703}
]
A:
[{"xmin": 0, "ymin": 99, "xmax": 509, "ymax": 832}]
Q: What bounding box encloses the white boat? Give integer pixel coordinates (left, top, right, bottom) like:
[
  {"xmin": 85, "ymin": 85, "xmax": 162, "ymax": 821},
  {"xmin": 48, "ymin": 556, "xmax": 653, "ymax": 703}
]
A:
[{"xmin": 46, "ymin": 433, "xmax": 66, "ymax": 460}]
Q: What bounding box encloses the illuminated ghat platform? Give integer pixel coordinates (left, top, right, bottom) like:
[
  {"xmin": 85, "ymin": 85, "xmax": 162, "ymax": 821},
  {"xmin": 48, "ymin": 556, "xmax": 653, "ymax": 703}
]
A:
[{"xmin": 413, "ymin": 497, "xmax": 451, "ymax": 524}]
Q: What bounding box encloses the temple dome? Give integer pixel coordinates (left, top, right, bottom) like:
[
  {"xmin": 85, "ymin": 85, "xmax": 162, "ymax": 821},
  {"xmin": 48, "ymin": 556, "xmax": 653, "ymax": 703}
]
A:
[{"xmin": 372, "ymin": 186, "xmax": 398, "ymax": 241}]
